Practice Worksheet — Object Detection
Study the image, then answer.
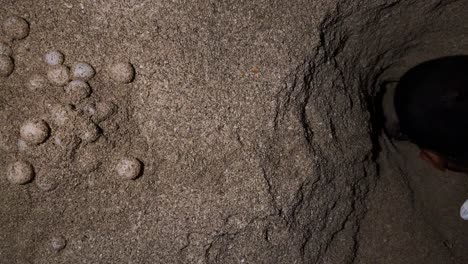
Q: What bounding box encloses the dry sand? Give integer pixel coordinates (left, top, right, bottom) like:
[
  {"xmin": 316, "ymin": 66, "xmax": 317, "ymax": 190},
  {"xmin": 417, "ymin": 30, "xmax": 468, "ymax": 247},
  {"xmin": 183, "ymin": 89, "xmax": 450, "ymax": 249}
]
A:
[{"xmin": 1, "ymin": 1, "xmax": 468, "ymax": 263}]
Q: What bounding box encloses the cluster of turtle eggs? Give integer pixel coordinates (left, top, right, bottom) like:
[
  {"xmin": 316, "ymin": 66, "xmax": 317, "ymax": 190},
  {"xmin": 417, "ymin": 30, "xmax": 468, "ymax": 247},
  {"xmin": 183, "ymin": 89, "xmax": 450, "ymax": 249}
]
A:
[
  {"xmin": 8, "ymin": 51, "xmax": 142, "ymax": 185},
  {"xmin": 0, "ymin": 15, "xmax": 29, "ymax": 77},
  {"xmin": 43, "ymin": 50, "xmax": 96, "ymax": 105},
  {"xmin": 2, "ymin": 15, "xmax": 142, "ymax": 187},
  {"xmin": 9, "ymin": 108, "xmax": 143, "ymax": 186}
]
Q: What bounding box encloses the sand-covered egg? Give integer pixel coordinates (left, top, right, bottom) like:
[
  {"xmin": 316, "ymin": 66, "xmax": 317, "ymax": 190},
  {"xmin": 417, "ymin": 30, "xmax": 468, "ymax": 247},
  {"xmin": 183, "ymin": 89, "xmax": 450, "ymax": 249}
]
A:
[
  {"xmin": 65, "ymin": 80, "xmax": 91, "ymax": 104},
  {"xmin": 53, "ymin": 129, "xmax": 80, "ymax": 150},
  {"xmin": 48, "ymin": 103, "xmax": 73, "ymax": 126},
  {"xmin": 116, "ymin": 157, "xmax": 142, "ymax": 180},
  {"xmin": 17, "ymin": 139, "xmax": 31, "ymax": 152},
  {"xmin": 71, "ymin": 62, "xmax": 95, "ymax": 81},
  {"xmin": 26, "ymin": 74, "xmax": 47, "ymax": 91},
  {"xmin": 36, "ymin": 176, "xmax": 58, "ymax": 192},
  {"xmin": 109, "ymin": 62, "xmax": 134, "ymax": 83},
  {"xmin": 47, "ymin": 65, "xmax": 70, "ymax": 86},
  {"xmin": 44, "ymin": 50, "xmax": 64, "ymax": 66},
  {"xmin": 0, "ymin": 42, "xmax": 13, "ymax": 56},
  {"xmin": 35, "ymin": 166, "xmax": 61, "ymax": 192},
  {"xmin": 79, "ymin": 122, "xmax": 101, "ymax": 143},
  {"xmin": 0, "ymin": 54, "xmax": 14, "ymax": 77},
  {"xmin": 50, "ymin": 236, "xmax": 67, "ymax": 252},
  {"xmin": 83, "ymin": 101, "xmax": 117, "ymax": 123},
  {"xmin": 6, "ymin": 160, "xmax": 34, "ymax": 185},
  {"xmin": 2, "ymin": 15, "xmax": 29, "ymax": 40},
  {"xmin": 20, "ymin": 119, "xmax": 50, "ymax": 144},
  {"xmin": 82, "ymin": 102, "xmax": 97, "ymax": 117},
  {"xmin": 76, "ymin": 150, "xmax": 101, "ymax": 174}
]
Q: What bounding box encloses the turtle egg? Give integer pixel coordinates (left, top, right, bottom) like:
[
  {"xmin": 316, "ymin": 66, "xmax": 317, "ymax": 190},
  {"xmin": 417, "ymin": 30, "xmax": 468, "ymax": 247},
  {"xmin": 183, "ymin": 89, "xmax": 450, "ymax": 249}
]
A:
[
  {"xmin": 20, "ymin": 119, "xmax": 50, "ymax": 144},
  {"xmin": 71, "ymin": 62, "xmax": 95, "ymax": 81},
  {"xmin": 36, "ymin": 178, "xmax": 58, "ymax": 192},
  {"xmin": 79, "ymin": 122, "xmax": 101, "ymax": 143},
  {"xmin": 26, "ymin": 74, "xmax": 47, "ymax": 91},
  {"xmin": 6, "ymin": 160, "xmax": 34, "ymax": 185},
  {"xmin": 44, "ymin": 50, "xmax": 64, "ymax": 66},
  {"xmin": 50, "ymin": 236, "xmax": 67, "ymax": 251},
  {"xmin": 76, "ymin": 151, "xmax": 101, "ymax": 174},
  {"xmin": 2, "ymin": 16, "xmax": 29, "ymax": 40},
  {"xmin": 0, "ymin": 54, "xmax": 14, "ymax": 77},
  {"xmin": 93, "ymin": 101, "xmax": 117, "ymax": 123},
  {"xmin": 17, "ymin": 139, "xmax": 29, "ymax": 152},
  {"xmin": 0, "ymin": 42, "xmax": 13, "ymax": 56},
  {"xmin": 53, "ymin": 130, "xmax": 80, "ymax": 150},
  {"xmin": 461, "ymin": 200, "xmax": 468, "ymax": 220},
  {"xmin": 48, "ymin": 104, "xmax": 72, "ymax": 126},
  {"xmin": 82, "ymin": 102, "xmax": 97, "ymax": 117},
  {"xmin": 116, "ymin": 157, "xmax": 142, "ymax": 180},
  {"xmin": 109, "ymin": 62, "xmax": 135, "ymax": 83},
  {"xmin": 47, "ymin": 65, "xmax": 70, "ymax": 86},
  {"xmin": 65, "ymin": 80, "xmax": 91, "ymax": 104}
]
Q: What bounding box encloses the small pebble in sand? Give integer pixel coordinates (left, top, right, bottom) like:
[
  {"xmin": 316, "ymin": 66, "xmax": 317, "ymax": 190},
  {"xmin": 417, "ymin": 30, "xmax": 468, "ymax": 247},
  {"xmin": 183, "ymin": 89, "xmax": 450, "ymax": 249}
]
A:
[
  {"xmin": 116, "ymin": 157, "xmax": 142, "ymax": 180},
  {"xmin": 109, "ymin": 62, "xmax": 135, "ymax": 83},
  {"xmin": 0, "ymin": 42, "xmax": 13, "ymax": 56},
  {"xmin": 44, "ymin": 50, "xmax": 64, "ymax": 66},
  {"xmin": 0, "ymin": 54, "xmax": 14, "ymax": 77},
  {"xmin": 26, "ymin": 74, "xmax": 47, "ymax": 91},
  {"xmin": 6, "ymin": 160, "xmax": 34, "ymax": 185},
  {"xmin": 65, "ymin": 80, "xmax": 91, "ymax": 104},
  {"xmin": 2, "ymin": 15, "xmax": 29, "ymax": 40},
  {"xmin": 50, "ymin": 236, "xmax": 67, "ymax": 252},
  {"xmin": 20, "ymin": 119, "xmax": 50, "ymax": 144},
  {"xmin": 71, "ymin": 61, "xmax": 95, "ymax": 81},
  {"xmin": 47, "ymin": 65, "xmax": 70, "ymax": 86}
]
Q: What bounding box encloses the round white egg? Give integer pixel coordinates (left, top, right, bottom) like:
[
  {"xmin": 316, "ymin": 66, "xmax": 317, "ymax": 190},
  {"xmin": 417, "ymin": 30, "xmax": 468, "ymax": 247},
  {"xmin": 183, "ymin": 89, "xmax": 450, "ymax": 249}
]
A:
[
  {"xmin": 20, "ymin": 119, "xmax": 50, "ymax": 144},
  {"xmin": 116, "ymin": 157, "xmax": 142, "ymax": 180},
  {"xmin": 461, "ymin": 200, "xmax": 468, "ymax": 220},
  {"xmin": 71, "ymin": 62, "xmax": 95, "ymax": 81},
  {"xmin": 44, "ymin": 50, "xmax": 65, "ymax": 66}
]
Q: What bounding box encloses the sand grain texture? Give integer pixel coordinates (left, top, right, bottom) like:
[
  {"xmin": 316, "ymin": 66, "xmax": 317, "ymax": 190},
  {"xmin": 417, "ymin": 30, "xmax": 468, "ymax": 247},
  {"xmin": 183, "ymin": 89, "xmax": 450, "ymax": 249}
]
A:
[{"xmin": 1, "ymin": 1, "xmax": 468, "ymax": 263}]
